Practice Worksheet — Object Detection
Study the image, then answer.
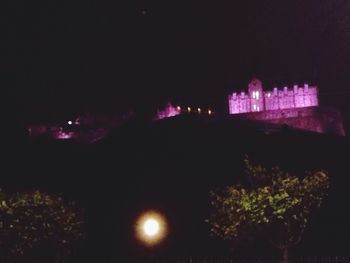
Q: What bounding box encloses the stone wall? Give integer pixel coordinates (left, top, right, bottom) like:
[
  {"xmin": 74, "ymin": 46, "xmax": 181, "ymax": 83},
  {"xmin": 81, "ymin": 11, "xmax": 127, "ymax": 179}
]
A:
[{"xmin": 231, "ymin": 106, "xmax": 346, "ymax": 136}]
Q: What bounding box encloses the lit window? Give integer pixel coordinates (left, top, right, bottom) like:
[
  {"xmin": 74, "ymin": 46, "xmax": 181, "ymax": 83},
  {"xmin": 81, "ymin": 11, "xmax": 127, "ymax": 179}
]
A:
[
  {"xmin": 253, "ymin": 105, "xmax": 257, "ymax": 111},
  {"xmin": 257, "ymin": 106, "xmax": 260, "ymax": 111},
  {"xmin": 256, "ymin": 91, "xmax": 259, "ymax": 99},
  {"xmin": 252, "ymin": 91, "xmax": 256, "ymax": 99}
]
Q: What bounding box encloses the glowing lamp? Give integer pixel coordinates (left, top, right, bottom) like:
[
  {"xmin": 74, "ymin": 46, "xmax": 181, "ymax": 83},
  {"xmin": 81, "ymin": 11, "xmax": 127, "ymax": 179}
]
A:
[
  {"xmin": 68, "ymin": 121, "xmax": 72, "ymax": 125},
  {"xmin": 144, "ymin": 219, "xmax": 159, "ymax": 236},
  {"xmin": 187, "ymin": 107, "xmax": 191, "ymax": 112},
  {"xmin": 208, "ymin": 109, "xmax": 212, "ymax": 115},
  {"xmin": 135, "ymin": 211, "xmax": 167, "ymax": 246},
  {"xmin": 197, "ymin": 108, "xmax": 201, "ymax": 113},
  {"xmin": 177, "ymin": 106, "xmax": 181, "ymax": 111}
]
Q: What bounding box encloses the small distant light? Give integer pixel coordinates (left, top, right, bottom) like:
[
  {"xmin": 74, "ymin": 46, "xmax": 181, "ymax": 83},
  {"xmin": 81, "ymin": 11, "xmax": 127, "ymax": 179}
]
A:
[
  {"xmin": 197, "ymin": 108, "xmax": 201, "ymax": 113},
  {"xmin": 187, "ymin": 107, "xmax": 191, "ymax": 112},
  {"xmin": 208, "ymin": 109, "xmax": 212, "ymax": 115},
  {"xmin": 177, "ymin": 106, "xmax": 181, "ymax": 111},
  {"xmin": 267, "ymin": 93, "xmax": 271, "ymax": 97},
  {"xmin": 68, "ymin": 121, "xmax": 72, "ymax": 125}
]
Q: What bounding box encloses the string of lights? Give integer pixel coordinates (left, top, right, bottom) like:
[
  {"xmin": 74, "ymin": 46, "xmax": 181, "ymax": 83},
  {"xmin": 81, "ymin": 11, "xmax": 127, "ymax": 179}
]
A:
[{"xmin": 176, "ymin": 106, "xmax": 213, "ymax": 115}]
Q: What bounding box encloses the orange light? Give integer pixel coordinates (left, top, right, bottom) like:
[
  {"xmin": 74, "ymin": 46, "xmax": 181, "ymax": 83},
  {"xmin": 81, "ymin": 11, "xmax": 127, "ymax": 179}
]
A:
[{"xmin": 135, "ymin": 211, "xmax": 168, "ymax": 247}]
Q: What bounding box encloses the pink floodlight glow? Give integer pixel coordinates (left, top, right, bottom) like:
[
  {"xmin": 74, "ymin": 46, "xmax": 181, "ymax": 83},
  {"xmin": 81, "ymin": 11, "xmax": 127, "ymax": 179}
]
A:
[
  {"xmin": 156, "ymin": 103, "xmax": 180, "ymax": 120},
  {"xmin": 53, "ymin": 130, "xmax": 74, "ymax": 139},
  {"xmin": 228, "ymin": 79, "xmax": 319, "ymax": 114}
]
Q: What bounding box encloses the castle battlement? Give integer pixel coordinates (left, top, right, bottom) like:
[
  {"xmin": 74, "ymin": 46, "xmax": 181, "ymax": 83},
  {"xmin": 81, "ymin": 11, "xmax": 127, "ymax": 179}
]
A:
[{"xmin": 228, "ymin": 79, "xmax": 319, "ymax": 114}]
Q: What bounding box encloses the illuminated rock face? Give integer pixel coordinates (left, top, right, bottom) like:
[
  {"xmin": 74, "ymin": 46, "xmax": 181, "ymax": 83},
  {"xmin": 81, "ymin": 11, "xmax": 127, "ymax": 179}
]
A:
[{"xmin": 228, "ymin": 79, "xmax": 319, "ymax": 114}]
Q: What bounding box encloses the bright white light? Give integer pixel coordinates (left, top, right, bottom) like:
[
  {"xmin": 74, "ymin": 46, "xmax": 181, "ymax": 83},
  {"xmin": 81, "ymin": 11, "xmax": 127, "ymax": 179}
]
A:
[
  {"xmin": 187, "ymin": 107, "xmax": 191, "ymax": 112},
  {"xmin": 143, "ymin": 219, "xmax": 160, "ymax": 236},
  {"xmin": 68, "ymin": 121, "xmax": 72, "ymax": 125},
  {"xmin": 135, "ymin": 211, "xmax": 167, "ymax": 246},
  {"xmin": 208, "ymin": 109, "xmax": 212, "ymax": 115}
]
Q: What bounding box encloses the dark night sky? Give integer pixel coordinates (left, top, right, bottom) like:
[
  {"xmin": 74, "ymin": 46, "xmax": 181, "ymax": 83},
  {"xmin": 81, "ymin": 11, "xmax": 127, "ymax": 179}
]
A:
[
  {"xmin": 3, "ymin": 2, "xmax": 350, "ymax": 260},
  {"xmin": 5, "ymin": 0, "xmax": 350, "ymax": 123}
]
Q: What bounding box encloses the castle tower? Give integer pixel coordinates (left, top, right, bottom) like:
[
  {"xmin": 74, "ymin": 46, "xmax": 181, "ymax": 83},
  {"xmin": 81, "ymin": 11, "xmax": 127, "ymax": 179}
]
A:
[{"xmin": 248, "ymin": 79, "xmax": 264, "ymax": 112}]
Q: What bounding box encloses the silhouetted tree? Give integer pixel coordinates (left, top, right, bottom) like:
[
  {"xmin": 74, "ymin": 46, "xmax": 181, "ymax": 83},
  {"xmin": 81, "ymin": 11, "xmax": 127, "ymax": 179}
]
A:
[
  {"xmin": 0, "ymin": 190, "xmax": 84, "ymax": 263},
  {"xmin": 207, "ymin": 159, "xmax": 329, "ymax": 263}
]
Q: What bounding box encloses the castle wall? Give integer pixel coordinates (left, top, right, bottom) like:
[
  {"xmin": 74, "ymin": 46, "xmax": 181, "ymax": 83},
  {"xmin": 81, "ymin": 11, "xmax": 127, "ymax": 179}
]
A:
[
  {"xmin": 231, "ymin": 106, "xmax": 346, "ymax": 136},
  {"xmin": 228, "ymin": 92, "xmax": 250, "ymax": 114},
  {"xmin": 228, "ymin": 83, "xmax": 319, "ymax": 114}
]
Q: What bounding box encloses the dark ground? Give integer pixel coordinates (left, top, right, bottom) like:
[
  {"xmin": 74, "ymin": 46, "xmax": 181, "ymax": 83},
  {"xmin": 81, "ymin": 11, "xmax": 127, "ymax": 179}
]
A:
[{"xmin": 2, "ymin": 114, "xmax": 350, "ymax": 262}]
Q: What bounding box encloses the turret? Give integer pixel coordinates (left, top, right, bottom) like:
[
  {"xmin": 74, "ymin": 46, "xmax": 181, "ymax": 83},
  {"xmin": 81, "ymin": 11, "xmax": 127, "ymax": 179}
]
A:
[{"xmin": 248, "ymin": 79, "xmax": 264, "ymax": 112}]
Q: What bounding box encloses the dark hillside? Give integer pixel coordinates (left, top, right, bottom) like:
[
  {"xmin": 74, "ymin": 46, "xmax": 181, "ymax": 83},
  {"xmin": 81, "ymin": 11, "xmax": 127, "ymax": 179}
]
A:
[{"xmin": 2, "ymin": 114, "xmax": 349, "ymax": 262}]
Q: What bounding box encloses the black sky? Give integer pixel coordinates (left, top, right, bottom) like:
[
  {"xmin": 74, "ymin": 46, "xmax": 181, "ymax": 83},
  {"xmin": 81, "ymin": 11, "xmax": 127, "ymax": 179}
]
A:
[{"xmin": 5, "ymin": 0, "xmax": 350, "ymax": 122}]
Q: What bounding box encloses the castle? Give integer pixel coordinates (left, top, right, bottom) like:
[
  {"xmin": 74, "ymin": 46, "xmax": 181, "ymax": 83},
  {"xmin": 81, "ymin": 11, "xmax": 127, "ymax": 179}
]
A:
[
  {"xmin": 27, "ymin": 79, "xmax": 345, "ymax": 142},
  {"xmin": 228, "ymin": 79, "xmax": 345, "ymax": 136},
  {"xmin": 228, "ymin": 79, "xmax": 319, "ymax": 114},
  {"xmin": 152, "ymin": 79, "xmax": 344, "ymax": 136}
]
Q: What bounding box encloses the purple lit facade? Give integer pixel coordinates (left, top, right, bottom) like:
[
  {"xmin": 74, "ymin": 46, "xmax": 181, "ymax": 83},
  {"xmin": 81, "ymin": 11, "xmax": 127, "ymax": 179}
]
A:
[
  {"xmin": 228, "ymin": 79, "xmax": 319, "ymax": 114},
  {"xmin": 156, "ymin": 103, "xmax": 180, "ymax": 120},
  {"xmin": 228, "ymin": 79, "xmax": 345, "ymax": 136}
]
